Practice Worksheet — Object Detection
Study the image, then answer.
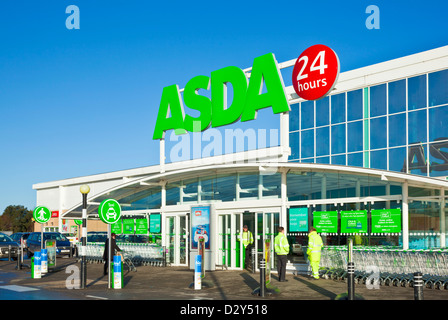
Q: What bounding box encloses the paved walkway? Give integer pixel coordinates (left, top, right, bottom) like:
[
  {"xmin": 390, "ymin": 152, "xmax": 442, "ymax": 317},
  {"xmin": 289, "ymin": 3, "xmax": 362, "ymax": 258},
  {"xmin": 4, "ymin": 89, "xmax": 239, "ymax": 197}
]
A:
[{"xmin": 2, "ymin": 257, "xmax": 448, "ymax": 302}]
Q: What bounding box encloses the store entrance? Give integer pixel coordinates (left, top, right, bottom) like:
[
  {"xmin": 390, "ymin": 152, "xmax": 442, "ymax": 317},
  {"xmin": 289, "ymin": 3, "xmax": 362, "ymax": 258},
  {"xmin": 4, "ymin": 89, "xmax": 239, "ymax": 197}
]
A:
[
  {"xmin": 165, "ymin": 214, "xmax": 189, "ymax": 266},
  {"xmin": 217, "ymin": 209, "xmax": 279, "ymax": 271}
]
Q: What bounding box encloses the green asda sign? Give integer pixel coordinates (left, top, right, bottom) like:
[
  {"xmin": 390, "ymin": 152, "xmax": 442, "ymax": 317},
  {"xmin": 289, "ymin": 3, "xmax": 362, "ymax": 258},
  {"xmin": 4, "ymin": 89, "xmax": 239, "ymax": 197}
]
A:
[
  {"xmin": 153, "ymin": 53, "xmax": 290, "ymax": 140},
  {"xmin": 340, "ymin": 210, "xmax": 368, "ymax": 234}
]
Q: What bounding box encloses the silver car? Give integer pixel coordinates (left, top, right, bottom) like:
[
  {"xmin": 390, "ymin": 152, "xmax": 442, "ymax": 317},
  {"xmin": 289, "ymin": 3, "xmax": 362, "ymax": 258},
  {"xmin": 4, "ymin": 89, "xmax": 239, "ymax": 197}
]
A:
[{"xmin": 0, "ymin": 233, "xmax": 19, "ymax": 260}]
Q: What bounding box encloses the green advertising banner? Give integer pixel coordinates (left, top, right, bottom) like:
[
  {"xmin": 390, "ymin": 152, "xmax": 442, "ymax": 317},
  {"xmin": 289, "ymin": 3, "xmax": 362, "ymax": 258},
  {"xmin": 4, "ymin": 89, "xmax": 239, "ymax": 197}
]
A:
[
  {"xmin": 340, "ymin": 210, "xmax": 368, "ymax": 233},
  {"xmin": 123, "ymin": 219, "xmax": 135, "ymax": 234},
  {"xmin": 289, "ymin": 207, "xmax": 308, "ymax": 232},
  {"xmin": 111, "ymin": 220, "xmax": 122, "ymax": 234},
  {"xmin": 136, "ymin": 218, "xmax": 148, "ymax": 235},
  {"xmin": 371, "ymin": 209, "xmax": 402, "ymax": 233},
  {"xmin": 150, "ymin": 214, "xmax": 161, "ymax": 233},
  {"xmin": 313, "ymin": 211, "xmax": 338, "ymax": 233}
]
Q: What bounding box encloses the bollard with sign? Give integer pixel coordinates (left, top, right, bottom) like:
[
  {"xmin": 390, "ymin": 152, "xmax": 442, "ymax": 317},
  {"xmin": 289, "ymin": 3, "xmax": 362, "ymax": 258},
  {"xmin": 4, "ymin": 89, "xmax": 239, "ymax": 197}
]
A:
[
  {"xmin": 41, "ymin": 249, "xmax": 48, "ymax": 273},
  {"xmin": 194, "ymin": 255, "xmax": 202, "ymax": 290},
  {"xmin": 31, "ymin": 251, "xmax": 42, "ymax": 279},
  {"xmin": 111, "ymin": 255, "xmax": 123, "ymax": 289}
]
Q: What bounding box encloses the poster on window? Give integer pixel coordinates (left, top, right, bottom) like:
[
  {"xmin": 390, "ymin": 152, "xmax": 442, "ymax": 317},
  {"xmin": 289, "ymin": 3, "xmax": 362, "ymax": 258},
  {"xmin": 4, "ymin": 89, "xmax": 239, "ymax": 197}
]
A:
[
  {"xmin": 313, "ymin": 211, "xmax": 338, "ymax": 233},
  {"xmin": 371, "ymin": 209, "xmax": 402, "ymax": 233},
  {"xmin": 289, "ymin": 207, "xmax": 308, "ymax": 232},
  {"xmin": 191, "ymin": 206, "xmax": 210, "ymax": 250},
  {"xmin": 340, "ymin": 210, "xmax": 368, "ymax": 233}
]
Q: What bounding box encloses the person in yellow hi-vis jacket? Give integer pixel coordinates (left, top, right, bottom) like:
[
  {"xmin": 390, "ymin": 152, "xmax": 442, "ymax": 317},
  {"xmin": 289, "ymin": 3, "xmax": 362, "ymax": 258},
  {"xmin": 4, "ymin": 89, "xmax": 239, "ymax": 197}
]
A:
[
  {"xmin": 274, "ymin": 227, "xmax": 290, "ymax": 282},
  {"xmin": 307, "ymin": 227, "xmax": 323, "ymax": 280}
]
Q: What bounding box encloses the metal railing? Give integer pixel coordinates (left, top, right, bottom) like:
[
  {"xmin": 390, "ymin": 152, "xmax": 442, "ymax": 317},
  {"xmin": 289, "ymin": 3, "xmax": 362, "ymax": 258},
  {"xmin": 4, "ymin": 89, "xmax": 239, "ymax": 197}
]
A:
[
  {"xmin": 82, "ymin": 242, "xmax": 165, "ymax": 267},
  {"xmin": 319, "ymin": 246, "xmax": 448, "ymax": 289}
]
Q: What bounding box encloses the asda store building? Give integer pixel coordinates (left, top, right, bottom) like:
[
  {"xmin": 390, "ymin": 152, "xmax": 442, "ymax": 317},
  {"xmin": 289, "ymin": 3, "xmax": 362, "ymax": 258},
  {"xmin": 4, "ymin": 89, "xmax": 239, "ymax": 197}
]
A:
[{"xmin": 33, "ymin": 45, "xmax": 448, "ymax": 271}]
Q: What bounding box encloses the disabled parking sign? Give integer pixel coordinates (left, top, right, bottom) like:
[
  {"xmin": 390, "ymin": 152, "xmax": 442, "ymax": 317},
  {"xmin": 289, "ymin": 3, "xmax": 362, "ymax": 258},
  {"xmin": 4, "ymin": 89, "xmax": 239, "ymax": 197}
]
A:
[{"xmin": 98, "ymin": 199, "xmax": 121, "ymax": 224}]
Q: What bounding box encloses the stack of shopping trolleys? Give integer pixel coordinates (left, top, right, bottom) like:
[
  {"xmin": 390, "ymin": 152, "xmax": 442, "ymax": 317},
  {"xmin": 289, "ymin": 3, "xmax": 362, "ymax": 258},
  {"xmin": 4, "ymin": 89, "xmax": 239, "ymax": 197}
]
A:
[{"xmin": 318, "ymin": 246, "xmax": 448, "ymax": 290}]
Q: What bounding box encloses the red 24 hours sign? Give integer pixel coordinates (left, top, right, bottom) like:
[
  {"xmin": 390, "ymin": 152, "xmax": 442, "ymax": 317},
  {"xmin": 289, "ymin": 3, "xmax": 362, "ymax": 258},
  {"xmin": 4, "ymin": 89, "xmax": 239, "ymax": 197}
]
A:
[{"xmin": 292, "ymin": 44, "xmax": 340, "ymax": 101}]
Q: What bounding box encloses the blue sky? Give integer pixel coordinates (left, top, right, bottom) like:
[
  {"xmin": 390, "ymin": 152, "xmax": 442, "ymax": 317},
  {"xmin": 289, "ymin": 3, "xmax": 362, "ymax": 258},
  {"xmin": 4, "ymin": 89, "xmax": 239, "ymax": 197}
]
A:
[{"xmin": 0, "ymin": 0, "xmax": 447, "ymax": 214}]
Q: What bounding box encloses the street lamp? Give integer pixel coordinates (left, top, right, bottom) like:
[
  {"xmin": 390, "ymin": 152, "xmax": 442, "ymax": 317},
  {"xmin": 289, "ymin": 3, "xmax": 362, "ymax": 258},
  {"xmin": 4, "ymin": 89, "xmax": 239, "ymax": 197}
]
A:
[{"xmin": 79, "ymin": 184, "xmax": 90, "ymax": 289}]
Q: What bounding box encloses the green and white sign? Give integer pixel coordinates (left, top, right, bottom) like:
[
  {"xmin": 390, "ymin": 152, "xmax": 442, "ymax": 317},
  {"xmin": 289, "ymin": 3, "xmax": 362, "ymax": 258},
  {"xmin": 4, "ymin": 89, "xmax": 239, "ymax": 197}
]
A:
[
  {"xmin": 111, "ymin": 221, "xmax": 123, "ymax": 234},
  {"xmin": 33, "ymin": 206, "xmax": 51, "ymax": 224},
  {"xmin": 123, "ymin": 219, "xmax": 135, "ymax": 234},
  {"xmin": 98, "ymin": 199, "xmax": 121, "ymax": 224},
  {"xmin": 340, "ymin": 210, "xmax": 368, "ymax": 233},
  {"xmin": 289, "ymin": 207, "xmax": 308, "ymax": 232},
  {"xmin": 371, "ymin": 209, "xmax": 402, "ymax": 233},
  {"xmin": 136, "ymin": 219, "xmax": 148, "ymax": 235},
  {"xmin": 313, "ymin": 211, "xmax": 338, "ymax": 233}
]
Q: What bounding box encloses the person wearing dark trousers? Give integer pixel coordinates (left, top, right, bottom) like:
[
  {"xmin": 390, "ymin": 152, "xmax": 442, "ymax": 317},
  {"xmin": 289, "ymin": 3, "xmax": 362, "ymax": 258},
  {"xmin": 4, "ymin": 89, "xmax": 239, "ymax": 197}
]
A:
[
  {"xmin": 274, "ymin": 227, "xmax": 290, "ymax": 282},
  {"xmin": 103, "ymin": 233, "xmax": 122, "ymax": 276}
]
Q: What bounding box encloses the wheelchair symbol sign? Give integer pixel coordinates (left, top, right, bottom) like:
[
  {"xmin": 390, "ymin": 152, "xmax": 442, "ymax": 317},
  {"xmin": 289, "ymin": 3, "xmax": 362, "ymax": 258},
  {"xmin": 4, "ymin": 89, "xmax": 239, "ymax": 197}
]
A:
[{"xmin": 98, "ymin": 199, "xmax": 121, "ymax": 224}]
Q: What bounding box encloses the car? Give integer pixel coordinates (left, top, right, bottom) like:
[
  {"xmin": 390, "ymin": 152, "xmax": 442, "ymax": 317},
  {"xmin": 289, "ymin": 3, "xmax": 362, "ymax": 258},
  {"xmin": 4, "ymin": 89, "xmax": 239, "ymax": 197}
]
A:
[
  {"xmin": 26, "ymin": 232, "xmax": 73, "ymax": 258},
  {"xmin": 0, "ymin": 232, "xmax": 19, "ymax": 260},
  {"xmin": 87, "ymin": 231, "xmax": 107, "ymax": 243},
  {"xmin": 10, "ymin": 232, "xmax": 31, "ymax": 255}
]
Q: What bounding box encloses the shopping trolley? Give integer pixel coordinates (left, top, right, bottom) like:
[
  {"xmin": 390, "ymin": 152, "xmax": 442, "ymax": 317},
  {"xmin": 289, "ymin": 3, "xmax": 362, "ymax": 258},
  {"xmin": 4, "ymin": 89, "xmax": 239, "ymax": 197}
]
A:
[{"xmin": 121, "ymin": 251, "xmax": 137, "ymax": 272}]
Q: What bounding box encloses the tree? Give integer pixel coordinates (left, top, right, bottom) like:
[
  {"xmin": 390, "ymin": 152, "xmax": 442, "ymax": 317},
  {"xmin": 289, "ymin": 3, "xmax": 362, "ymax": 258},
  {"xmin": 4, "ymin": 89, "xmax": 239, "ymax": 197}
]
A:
[{"xmin": 0, "ymin": 205, "xmax": 33, "ymax": 233}]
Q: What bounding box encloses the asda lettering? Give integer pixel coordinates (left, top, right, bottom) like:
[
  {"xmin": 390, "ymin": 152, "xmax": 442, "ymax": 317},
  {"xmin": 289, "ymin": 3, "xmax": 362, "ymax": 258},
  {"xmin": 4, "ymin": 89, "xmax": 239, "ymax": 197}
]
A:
[{"xmin": 152, "ymin": 53, "xmax": 290, "ymax": 140}]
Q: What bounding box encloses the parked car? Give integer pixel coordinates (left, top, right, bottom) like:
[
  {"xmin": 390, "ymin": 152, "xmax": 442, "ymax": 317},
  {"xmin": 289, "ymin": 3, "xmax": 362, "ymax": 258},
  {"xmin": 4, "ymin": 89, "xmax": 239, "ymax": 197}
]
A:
[
  {"xmin": 26, "ymin": 232, "xmax": 72, "ymax": 257},
  {"xmin": 87, "ymin": 232, "xmax": 107, "ymax": 243},
  {"xmin": 0, "ymin": 232, "xmax": 19, "ymax": 260},
  {"xmin": 10, "ymin": 232, "xmax": 31, "ymax": 255}
]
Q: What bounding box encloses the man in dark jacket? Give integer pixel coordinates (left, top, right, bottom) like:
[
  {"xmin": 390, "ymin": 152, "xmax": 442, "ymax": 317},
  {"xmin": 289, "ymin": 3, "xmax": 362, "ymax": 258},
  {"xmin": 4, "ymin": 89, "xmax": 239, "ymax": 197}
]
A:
[{"xmin": 103, "ymin": 233, "xmax": 122, "ymax": 275}]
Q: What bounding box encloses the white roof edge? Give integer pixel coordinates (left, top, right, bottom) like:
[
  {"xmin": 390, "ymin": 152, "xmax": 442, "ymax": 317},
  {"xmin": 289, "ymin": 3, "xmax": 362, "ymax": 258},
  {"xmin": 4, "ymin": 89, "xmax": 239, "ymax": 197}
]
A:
[{"xmin": 33, "ymin": 146, "xmax": 285, "ymax": 190}]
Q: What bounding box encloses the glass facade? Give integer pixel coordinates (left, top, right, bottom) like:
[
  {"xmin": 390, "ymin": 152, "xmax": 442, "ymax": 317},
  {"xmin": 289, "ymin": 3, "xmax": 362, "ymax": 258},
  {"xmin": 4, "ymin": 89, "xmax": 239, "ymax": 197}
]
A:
[{"xmin": 289, "ymin": 68, "xmax": 448, "ymax": 178}]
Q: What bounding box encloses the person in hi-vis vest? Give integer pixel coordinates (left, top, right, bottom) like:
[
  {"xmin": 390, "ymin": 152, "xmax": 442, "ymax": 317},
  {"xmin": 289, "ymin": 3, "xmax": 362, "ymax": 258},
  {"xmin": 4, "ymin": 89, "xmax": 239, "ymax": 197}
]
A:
[
  {"xmin": 274, "ymin": 226, "xmax": 290, "ymax": 282},
  {"xmin": 238, "ymin": 225, "xmax": 254, "ymax": 269},
  {"xmin": 307, "ymin": 227, "xmax": 323, "ymax": 280}
]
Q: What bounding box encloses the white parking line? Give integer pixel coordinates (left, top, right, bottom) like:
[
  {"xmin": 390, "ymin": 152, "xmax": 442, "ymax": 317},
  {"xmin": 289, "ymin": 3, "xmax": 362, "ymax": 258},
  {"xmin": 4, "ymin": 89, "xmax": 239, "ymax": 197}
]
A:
[
  {"xmin": 86, "ymin": 295, "xmax": 108, "ymax": 300},
  {"xmin": 0, "ymin": 285, "xmax": 39, "ymax": 292}
]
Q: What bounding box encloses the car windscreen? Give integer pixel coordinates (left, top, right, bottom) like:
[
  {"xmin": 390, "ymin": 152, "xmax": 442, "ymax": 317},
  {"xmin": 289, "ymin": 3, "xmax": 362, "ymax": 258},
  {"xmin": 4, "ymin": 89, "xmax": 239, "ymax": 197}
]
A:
[
  {"xmin": 0, "ymin": 233, "xmax": 13, "ymax": 242},
  {"xmin": 43, "ymin": 233, "xmax": 69, "ymax": 241}
]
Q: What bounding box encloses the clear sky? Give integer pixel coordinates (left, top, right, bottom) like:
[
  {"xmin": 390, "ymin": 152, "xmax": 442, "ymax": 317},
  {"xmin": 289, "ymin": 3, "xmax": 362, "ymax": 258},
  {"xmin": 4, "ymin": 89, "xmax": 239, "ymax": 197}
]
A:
[{"xmin": 0, "ymin": 0, "xmax": 447, "ymax": 214}]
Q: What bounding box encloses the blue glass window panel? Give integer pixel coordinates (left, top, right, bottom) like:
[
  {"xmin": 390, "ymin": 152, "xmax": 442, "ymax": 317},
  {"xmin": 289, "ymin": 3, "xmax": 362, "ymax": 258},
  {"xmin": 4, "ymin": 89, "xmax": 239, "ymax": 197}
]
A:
[
  {"xmin": 301, "ymin": 129, "xmax": 314, "ymax": 158},
  {"xmin": 388, "ymin": 79, "xmax": 406, "ymax": 114},
  {"xmin": 289, "ymin": 103, "xmax": 300, "ymax": 132},
  {"xmin": 347, "ymin": 121, "xmax": 363, "ymax": 152},
  {"xmin": 408, "ymin": 110, "xmax": 427, "ymax": 144},
  {"xmin": 429, "ymin": 69, "xmax": 448, "ymax": 107},
  {"xmin": 429, "ymin": 105, "xmax": 448, "ymax": 142},
  {"xmin": 388, "ymin": 113, "xmax": 406, "ymax": 147},
  {"xmin": 301, "ymin": 100, "xmax": 314, "ymax": 129},
  {"xmin": 347, "ymin": 89, "xmax": 363, "ymax": 121},
  {"xmin": 408, "ymin": 144, "xmax": 428, "ymax": 176},
  {"xmin": 429, "ymin": 140, "xmax": 448, "ymax": 177},
  {"xmin": 370, "ymin": 84, "xmax": 387, "ymax": 117},
  {"xmin": 289, "ymin": 132, "xmax": 300, "ymax": 160},
  {"xmin": 370, "ymin": 116, "xmax": 387, "ymax": 150},
  {"xmin": 408, "ymin": 75, "xmax": 427, "ymax": 110},
  {"xmin": 331, "ymin": 93, "xmax": 346, "ymax": 124},
  {"xmin": 316, "ymin": 126, "xmax": 329, "ymax": 156},
  {"xmin": 301, "ymin": 158, "xmax": 314, "ymax": 163},
  {"xmin": 331, "ymin": 124, "xmax": 346, "ymax": 154},
  {"xmin": 315, "ymin": 156, "xmax": 329, "ymax": 164},
  {"xmin": 331, "ymin": 154, "xmax": 346, "ymax": 165},
  {"xmin": 316, "ymin": 96, "xmax": 329, "ymax": 127},
  {"xmin": 370, "ymin": 149, "xmax": 387, "ymax": 170},
  {"xmin": 389, "ymin": 147, "xmax": 407, "ymax": 173},
  {"xmin": 348, "ymin": 152, "xmax": 363, "ymax": 167}
]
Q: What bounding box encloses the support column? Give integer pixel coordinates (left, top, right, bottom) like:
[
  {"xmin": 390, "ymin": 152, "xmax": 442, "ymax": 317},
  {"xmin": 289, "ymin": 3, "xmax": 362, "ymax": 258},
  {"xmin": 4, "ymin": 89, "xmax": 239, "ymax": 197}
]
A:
[
  {"xmin": 440, "ymin": 188, "xmax": 446, "ymax": 248},
  {"xmin": 402, "ymin": 181, "xmax": 409, "ymax": 250}
]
